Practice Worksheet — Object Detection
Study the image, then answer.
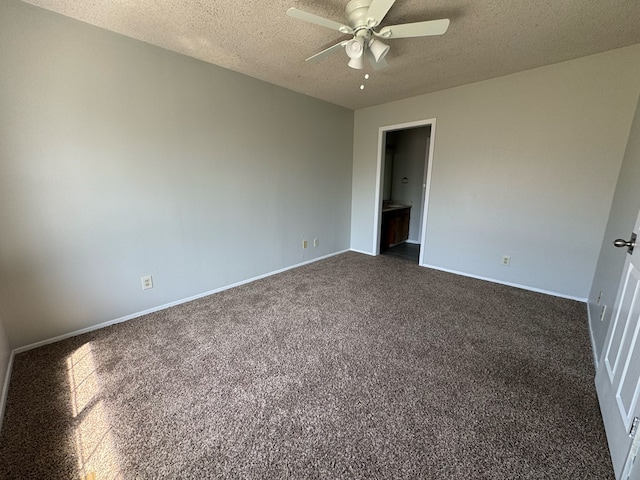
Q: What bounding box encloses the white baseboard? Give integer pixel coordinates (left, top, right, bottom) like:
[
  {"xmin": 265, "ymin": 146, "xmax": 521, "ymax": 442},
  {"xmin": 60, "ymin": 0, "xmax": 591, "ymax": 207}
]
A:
[
  {"xmin": 0, "ymin": 350, "xmax": 15, "ymax": 433},
  {"xmin": 586, "ymin": 304, "xmax": 599, "ymax": 369},
  {"xmin": 13, "ymin": 249, "xmax": 350, "ymax": 355},
  {"xmin": 349, "ymin": 248, "xmax": 375, "ymax": 256},
  {"xmin": 420, "ymin": 263, "xmax": 588, "ymax": 303},
  {"xmin": 405, "ymin": 240, "xmax": 420, "ymax": 245}
]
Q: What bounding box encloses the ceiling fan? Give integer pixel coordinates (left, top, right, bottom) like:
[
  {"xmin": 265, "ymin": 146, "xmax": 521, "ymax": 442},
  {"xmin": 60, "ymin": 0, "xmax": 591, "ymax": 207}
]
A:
[{"xmin": 286, "ymin": 0, "xmax": 450, "ymax": 70}]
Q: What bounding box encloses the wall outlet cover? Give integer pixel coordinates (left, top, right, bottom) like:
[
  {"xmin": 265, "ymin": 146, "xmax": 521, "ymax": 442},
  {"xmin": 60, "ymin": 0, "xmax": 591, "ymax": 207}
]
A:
[{"xmin": 141, "ymin": 275, "xmax": 153, "ymax": 290}]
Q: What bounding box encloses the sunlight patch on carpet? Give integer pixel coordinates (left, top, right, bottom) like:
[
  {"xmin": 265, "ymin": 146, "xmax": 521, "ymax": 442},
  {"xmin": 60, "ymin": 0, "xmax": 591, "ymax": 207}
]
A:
[{"xmin": 67, "ymin": 343, "xmax": 121, "ymax": 479}]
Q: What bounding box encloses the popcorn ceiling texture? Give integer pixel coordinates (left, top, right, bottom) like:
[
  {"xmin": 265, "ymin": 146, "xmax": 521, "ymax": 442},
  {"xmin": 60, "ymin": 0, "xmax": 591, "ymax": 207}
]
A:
[
  {"xmin": 0, "ymin": 252, "xmax": 613, "ymax": 478},
  {"xmin": 18, "ymin": 0, "xmax": 640, "ymax": 109}
]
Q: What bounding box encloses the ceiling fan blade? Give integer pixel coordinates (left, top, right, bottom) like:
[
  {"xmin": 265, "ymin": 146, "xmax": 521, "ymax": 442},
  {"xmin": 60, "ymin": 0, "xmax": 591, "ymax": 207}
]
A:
[
  {"xmin": 365, "ymin": 49, "xmax": 388, "ymax": 71},
  {"xmin": 377, "ymin": 18, "xmax": 450, "ymax": 39},
  {"xmin": 305, "ymin": 41, "xmax": 348, "ymax": 63},
  {"xmin": 287, "ymin": 8, "xmax": 353, "ymax": 34},
  {"xmin": 365, "ymin": 0, "xmax": 396, "ymax": 28}
]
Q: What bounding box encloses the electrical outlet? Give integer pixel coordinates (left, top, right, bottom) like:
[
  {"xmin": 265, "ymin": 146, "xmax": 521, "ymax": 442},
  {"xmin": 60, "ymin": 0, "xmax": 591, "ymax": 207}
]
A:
[
  {"xmin": 600, "ymin": 304, "xmax": 607, "ymax": 322},
  {"xmin": 141, "ymin": 275, "xmax": 153, "ymax": 290},
  {"xmin": 501, "ymin": 255, "xmax": 511, "ymax": 266},
  {"xmin": 302, "ymin": 240, "xmax": 308, "ymax": 249},
  {"xmin": 313, "ymin": 238, "xmax": 319, "ymax": 248}
]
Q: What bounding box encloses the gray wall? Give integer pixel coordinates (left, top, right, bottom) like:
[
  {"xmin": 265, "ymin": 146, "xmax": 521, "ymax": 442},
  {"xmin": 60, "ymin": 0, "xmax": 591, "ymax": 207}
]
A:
[
  {"xmin": 0, "ymin": 0, "xmax": 354, "ymax": 348},
  {"xmin": 351, "ymin": 45, "xmax": 640, "ymax": 299},
  {"xmin": 589, "ymin": 93, "xmax": 640, "ymax": 361}
]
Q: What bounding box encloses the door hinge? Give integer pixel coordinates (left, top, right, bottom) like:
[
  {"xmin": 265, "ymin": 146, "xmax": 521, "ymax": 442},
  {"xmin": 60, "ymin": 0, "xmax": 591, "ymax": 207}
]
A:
[
  {"xmin": 623, "ymin": 419, "xmax": 640, "ymax": 480},
  {"xmin": 631, "ymin": 416, "xmax": 639, "ymax": 438}
]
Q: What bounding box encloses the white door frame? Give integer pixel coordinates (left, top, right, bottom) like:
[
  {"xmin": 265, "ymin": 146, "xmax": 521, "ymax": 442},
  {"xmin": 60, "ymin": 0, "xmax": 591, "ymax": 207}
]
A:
[
  {"xmin": 372, "ymin": 118, "xmax": 436, "ymax": 266},
  {"xmin": 417, "ymin": 135, "xmax": 433, "ymax": 249}
]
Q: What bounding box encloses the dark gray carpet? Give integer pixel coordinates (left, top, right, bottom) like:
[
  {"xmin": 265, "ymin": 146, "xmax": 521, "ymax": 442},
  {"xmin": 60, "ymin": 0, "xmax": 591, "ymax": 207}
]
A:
[{"xmin": 0, "ymin": 252, "xmax": 613, "ymax": 479}]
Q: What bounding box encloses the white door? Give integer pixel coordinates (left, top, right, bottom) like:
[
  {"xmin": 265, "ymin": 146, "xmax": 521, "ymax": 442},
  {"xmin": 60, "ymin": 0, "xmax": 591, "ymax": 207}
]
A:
[{"xmin": 596, "ymin": 210, "xmax": 640, "ymax": 480}]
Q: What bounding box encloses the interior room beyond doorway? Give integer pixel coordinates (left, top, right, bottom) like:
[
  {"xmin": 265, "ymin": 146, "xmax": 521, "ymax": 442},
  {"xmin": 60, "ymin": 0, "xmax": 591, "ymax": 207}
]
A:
[{"xmin": 380, "ymin": 125, "xmax": 431, "ymax": 264}]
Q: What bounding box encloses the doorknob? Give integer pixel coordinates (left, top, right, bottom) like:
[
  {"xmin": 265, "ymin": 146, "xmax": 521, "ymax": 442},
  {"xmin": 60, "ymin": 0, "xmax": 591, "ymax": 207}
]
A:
[{"xmin": 613, "ymin": 232, "xmax": 637, "ymax": 254}]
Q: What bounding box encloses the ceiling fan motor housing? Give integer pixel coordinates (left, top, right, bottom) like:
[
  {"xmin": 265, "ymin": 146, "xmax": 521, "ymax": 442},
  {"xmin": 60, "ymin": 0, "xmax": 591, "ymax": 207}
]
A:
[{"xmin": 346, "ymin": 0, "xmax": 377, "ymax": 30}]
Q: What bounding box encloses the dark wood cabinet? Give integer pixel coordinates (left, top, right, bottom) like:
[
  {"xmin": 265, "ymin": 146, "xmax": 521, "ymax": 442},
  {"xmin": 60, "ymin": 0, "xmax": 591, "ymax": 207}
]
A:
[{"xmin": 380, "ymin": 206, "xmax": 410, "ymax": 251}]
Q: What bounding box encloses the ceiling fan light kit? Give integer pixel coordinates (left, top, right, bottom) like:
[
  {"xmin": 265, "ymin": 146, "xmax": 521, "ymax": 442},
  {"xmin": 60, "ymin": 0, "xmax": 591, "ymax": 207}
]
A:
[
  {"xmin": 286, "ymin": 0, "xmax": 449, "ymax": 71},
  {"xmin": 348, "ymin": 56, "xmax": 365, "ymax": 70},
  {"xmin": 368, "ymin": 38, "xmax": 389, "ymax": 62},
  {"xmin": 345, "ymin": 37, "xmax": 365, "ymax": 59}
]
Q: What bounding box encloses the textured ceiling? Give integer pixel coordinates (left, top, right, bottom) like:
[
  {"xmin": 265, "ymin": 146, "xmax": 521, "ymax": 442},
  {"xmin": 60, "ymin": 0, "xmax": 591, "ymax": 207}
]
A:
[{"xmin": 20, "ymin": 0, "xmax": 640, "ymax": 110}]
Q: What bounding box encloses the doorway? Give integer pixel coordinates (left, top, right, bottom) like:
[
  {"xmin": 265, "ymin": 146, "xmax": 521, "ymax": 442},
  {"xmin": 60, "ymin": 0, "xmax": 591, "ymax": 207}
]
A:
[{"xmin": 373, "ymin": 119, "xmax": 436, "ymax": 265}]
